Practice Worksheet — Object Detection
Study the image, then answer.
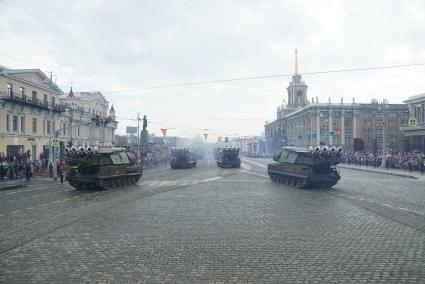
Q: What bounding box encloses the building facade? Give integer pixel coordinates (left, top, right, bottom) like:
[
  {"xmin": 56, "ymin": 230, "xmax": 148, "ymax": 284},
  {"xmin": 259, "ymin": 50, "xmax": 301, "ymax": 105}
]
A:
[
  {"xmin": 400, "ymin": 93, "xmax": 425, "ymax": 152},
  {"xmin": 0, "ymin": 66, "xmax": 65, "ymax": 160},
  {"xmin": 59, "ymin": 90, "xmax": 117, "ymax": 147},
  {"xmin": 265, "ymin": 55, "xmax": 409, "ymax": 153}
]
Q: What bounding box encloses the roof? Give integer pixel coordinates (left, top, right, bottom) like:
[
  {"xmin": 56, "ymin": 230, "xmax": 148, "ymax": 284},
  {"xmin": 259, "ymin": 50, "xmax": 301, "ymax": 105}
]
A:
[
  {"xmin": 0, "ymin": 67, "xmax": 64, "ymax": 94},
  {"xmin": 404, "ymin": 93, "xmax": 425, "ymax": 103}
]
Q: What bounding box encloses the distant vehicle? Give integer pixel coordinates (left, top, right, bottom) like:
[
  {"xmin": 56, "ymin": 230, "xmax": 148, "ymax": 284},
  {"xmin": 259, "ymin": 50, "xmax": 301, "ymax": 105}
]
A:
[
  {"xmin": 268, "ymin": 146, "xmax": 341, "ymax": 188},
  {"xmin": 170, "ymin": 148, "xmax": 197, "ymax": 169},
  {"xmin": 64, "ymin": 147, "xmax": 143, "ymax": 189},
  {"xmin": 216, "ymin": 147, "xmax": 241, "ymax": 168}
]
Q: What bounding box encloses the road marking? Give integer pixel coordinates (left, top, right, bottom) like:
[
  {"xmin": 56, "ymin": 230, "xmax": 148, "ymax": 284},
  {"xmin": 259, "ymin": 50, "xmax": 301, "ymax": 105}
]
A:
[
  {"xmin": 73, "ymin": 196, "xmax": 80, "ymax": 199},
  {"xmin": 411, "ymin": 210, "xmax": 425, "ymax": 215},
  {"xmin": 240, "ymin": 163, "xmax": 252, "ymax": 170},
  {"xmin": 203, "ymin": 176, "xmax": 222, "ymax": 182},
  {"xmin": 52, "ymin": 200, "xmax": 61, "ymax": 204},
  {"xmin": 39, "ymin": 203, "xmax": 49, "ymax": 207},
  {"xmin": 382, "ymin": 203, "xmax": 392, "ymax": 207},
  {"xmin": 239, "ymin": 170, "xmax": 269, "ymax": 179},
  {"xmin": 398, "ymin": 207, "xmax": 409, "ymax": 211},
  {"xmin": 11, "ymin": 210, "xmax": 22, "ymax": 215},
  {"xmin": 241, "ymin": 159, "xmax": 268, "ymax": 169},
  {"xmin": 26, "ymin": 207, "xmax": 35, "ymax": 210}
]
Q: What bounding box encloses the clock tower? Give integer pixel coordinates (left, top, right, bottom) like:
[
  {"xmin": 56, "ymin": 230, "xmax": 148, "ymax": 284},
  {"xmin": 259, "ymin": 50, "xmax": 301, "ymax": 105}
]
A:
[{"xmin": 287, "ymin": 49, "xmax": 308, "ymax": 108}]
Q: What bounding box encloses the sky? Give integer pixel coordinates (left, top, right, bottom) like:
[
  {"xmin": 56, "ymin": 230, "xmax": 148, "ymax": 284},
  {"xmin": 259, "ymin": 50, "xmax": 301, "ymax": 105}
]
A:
[{"xmin": 1, "ymin": 0, "xmax": 425, "ymax": 140}]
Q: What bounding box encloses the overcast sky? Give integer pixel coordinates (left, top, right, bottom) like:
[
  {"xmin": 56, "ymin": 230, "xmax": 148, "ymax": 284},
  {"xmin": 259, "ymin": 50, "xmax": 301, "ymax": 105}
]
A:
[{"xmin": 1, "ymin": 0, "xmax": 425, "ymax": 140}]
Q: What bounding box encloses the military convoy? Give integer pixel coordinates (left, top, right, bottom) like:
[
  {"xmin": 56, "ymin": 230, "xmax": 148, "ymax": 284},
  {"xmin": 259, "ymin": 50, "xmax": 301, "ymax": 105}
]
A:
[
  {"xmin": 267, "ymin": 146, "xmax": 342, "ymax": 188},
  {"xmin": 64, "ymin": 146, "xmax": 143, "ymax": 189},
  {"xmin": 170, "ymin": 148, "xmax": 197, "ymax": 169},
  {"xmin": 216, "ymin": 147, "xmax": 241, "ymax": 168}
]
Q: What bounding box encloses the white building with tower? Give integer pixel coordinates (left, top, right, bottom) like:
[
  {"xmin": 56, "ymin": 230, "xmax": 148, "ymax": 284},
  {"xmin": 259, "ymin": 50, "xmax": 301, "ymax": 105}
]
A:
[{"xmin": 265, "ymin": 50, "xmax": 408, "ymax": 153}]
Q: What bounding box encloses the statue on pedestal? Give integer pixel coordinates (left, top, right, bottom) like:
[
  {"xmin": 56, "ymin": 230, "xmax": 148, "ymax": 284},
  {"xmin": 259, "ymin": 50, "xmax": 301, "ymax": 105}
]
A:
[{"xmin": 140, "ymin": 115, "xmax": 149, "ymax": 146}]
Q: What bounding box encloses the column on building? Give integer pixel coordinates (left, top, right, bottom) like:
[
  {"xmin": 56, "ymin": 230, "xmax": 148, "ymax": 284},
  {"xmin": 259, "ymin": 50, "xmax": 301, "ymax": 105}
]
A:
[
  {"xmin": 316, "ymin": 109, "xmax": 321, "ymax": 145},
  {"xmin": 328, "ymin": 109, "xmax": 333, "ymax": 145},
  {"xmin": 340, "ymin": 110, "xmax": 345, "ymax": 146}
]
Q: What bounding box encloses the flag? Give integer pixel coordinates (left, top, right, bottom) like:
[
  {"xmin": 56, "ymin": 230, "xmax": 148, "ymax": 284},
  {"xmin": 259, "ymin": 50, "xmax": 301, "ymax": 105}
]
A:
[{"xmin": 160, "ymin": 128, "xmax": 167, "ymax": 137}]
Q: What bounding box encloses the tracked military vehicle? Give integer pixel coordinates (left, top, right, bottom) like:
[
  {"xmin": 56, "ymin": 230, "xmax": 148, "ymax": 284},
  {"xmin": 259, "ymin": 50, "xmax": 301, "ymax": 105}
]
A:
[
  {"xmin": 64, "ymin": 146, "xmax": 143, "ymax": 189},
  {"xmin": 216, "ymin": 147, "xmax": 241, "ymax": 168},
  {"xmin": 170, "ymin": 148, "xmax": 197, "ymax": 169},
  {"xmin": 268, "ymin": 146, "xmax": 341, "ymax": 188}
]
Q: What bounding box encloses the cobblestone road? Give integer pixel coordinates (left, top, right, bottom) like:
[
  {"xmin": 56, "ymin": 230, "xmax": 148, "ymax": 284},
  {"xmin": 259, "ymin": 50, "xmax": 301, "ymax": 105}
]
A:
[{"xmin": 0, "ymin": 157, "xmax": 424, "ymax": 283}]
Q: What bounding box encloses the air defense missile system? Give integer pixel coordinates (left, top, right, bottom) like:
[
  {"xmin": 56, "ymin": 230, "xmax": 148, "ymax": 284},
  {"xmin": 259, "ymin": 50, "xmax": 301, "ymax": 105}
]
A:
[
  {"xmin": 170, "ymin": 148, "xmax": 197, "ymax": 169},
  {"xmin": 216, "ymin": 147, "xmax": 241, "ymax": 168},
  {"xmin": 268, "ymin": 146, "xmax": 342, "ymax": 188},
  {"xmin": 64, "ymin": 146, "xmax": 143, "ymax": 189}
]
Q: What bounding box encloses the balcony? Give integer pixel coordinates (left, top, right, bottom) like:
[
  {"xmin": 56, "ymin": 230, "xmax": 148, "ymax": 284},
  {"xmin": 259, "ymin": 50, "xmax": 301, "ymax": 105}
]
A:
[{"xmin": 0, "ymin": 92, "xmax": 65, "ymax": 112}]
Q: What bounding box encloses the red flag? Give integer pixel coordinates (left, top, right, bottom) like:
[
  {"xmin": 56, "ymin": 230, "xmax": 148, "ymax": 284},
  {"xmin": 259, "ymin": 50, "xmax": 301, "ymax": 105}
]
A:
[
  {"xmin": 204, "ymin": 133, "xmax": 208, "ymax": 141},
  {"xmin": 160, "ymin": 128, "xmax": 167, "ymax": 137}
]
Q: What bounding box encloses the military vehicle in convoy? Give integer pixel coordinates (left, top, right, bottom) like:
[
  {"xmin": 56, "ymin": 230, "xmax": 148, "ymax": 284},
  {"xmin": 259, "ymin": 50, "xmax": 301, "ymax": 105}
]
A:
[
  {"xmin": 170, "ymin": 148, "xmax": 197, "ymax": 169},
  {"xmin": 216, "ymin": 147, "xmax": 241, "ymax": 168},
  {"xmin": 64, "ymin": 147, "xmax": 143, "ymax": 189},
  {"xmin": 268, "ymin": 146, "xmax": 341, "ymax": 188}
]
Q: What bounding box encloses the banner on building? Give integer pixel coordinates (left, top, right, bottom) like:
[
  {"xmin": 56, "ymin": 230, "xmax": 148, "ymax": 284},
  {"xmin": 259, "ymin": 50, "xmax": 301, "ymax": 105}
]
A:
[{"xmin": 408, "ymin": 117, "xmax": 417, "ymax": 126}]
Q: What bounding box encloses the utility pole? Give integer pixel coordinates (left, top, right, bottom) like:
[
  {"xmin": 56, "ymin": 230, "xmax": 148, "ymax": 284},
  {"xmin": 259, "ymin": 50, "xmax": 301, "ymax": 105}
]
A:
[
  {"xmin": 48, "ymin": 71, "xmax": 57, "ymax": 181},
  {"xmin": 137, "ymin": 113, "xmax": 141, "ymax": 164}
]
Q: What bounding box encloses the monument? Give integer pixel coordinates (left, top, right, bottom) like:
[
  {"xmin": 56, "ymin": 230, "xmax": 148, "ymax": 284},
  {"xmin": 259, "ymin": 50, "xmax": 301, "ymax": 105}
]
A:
[{"xmin": 140, "ymin": 115, "xmax": 149, "ymax": 146}]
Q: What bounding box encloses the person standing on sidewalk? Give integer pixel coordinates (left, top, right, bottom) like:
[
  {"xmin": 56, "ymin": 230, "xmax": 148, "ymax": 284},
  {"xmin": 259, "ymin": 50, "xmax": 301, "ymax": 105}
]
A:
[
  {"xmin": 25, "ymin": 161, "xmax": 31, "ymax": 183},
  {"xmin": 49, "ymin": 162, "xmax": 53, "ymax": 177},
  {"xmin": 57, "ymin": 161, "xmax": 64, "ymax": 184}
]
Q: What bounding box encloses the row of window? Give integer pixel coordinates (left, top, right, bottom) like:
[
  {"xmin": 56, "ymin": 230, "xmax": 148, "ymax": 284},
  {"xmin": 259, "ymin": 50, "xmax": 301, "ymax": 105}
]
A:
[
  {"xmin": 7, "ymin": 83, "xmax": 56, "ymax": 106},
  {"xmin": 3, "ymin": 115, "xmax": 80, "ymax": 136}
]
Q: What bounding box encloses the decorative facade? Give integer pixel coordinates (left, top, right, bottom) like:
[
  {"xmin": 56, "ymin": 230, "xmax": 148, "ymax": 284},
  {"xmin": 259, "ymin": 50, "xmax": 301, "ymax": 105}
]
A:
[{"xmin": 59, "ymin": 90, "xmax": 117, "ymax": 147}]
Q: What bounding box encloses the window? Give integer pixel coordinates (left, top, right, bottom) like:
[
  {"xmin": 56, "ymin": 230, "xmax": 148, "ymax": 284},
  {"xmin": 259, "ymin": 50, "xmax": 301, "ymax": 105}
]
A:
[
  {"xmin": 44, "ymin": 95, "xmax": 48, "ymax": 106},
  {"xmin": 62, "ymin": 122, "xmax": 66, "ymax": 136},
  {"xmin": 7, "ymin": 83, "xmax": 13, "ymax": 96},
  {"xmin": 6, "ymin": 115, "xmax": 10, "ymax": 131},
  {"xmin": 52, "ymin": 121, "xmax": 55, "ymax": 134},
  {"xmin": 47, "ymin": 120, "xmax": 51, "ymax": 135},
  {"xmin": 77, "ymin": 125, "xmax": 80, "ymax": 137},
  {"xmin": 21, "ymin": 117, "xmax": 25, "ymax": 134},
  {"xmin": 43, "ymin": 120, "xmax": 46, "ymax": 135},
  {"xmin": 51, "ymin": 96, "xmax": 55, "ymax": 107},
  {"xmin": 32, "ymin": 91, "xmax": 38, "ymax": 102},
  {"xmin": 20, "ymin": 87, "xmax": 25, "ymax": 98},
  {"xmin": 12, "ymin": 116, "xmax": 18, "ymax": 132},
  {"xmin": 32, "ymin": 118, "xmax": 37, "ymax": 133}
]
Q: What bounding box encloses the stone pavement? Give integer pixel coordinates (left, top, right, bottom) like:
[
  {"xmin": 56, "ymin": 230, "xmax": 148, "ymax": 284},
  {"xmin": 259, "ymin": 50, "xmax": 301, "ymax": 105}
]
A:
[
  {"xmin": 0, "ymin": 159, "xmax": 424, "ymax": 283},
  {"xmin": 0, "ymin": 179, "xmax": 27, "ymax": 191}
]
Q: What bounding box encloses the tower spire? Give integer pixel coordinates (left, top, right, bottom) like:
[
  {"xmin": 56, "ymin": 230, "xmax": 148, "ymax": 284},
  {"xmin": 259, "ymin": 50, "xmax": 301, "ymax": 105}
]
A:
[{"xmin": 294, "ymin": 49, "xmax": 299, "ymax": 75}]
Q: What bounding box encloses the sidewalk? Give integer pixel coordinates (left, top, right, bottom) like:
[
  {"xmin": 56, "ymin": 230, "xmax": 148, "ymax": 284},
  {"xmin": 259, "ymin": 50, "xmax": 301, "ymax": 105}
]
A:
[
  {"xmin": 0, "ymin": 178, "xmax": 27, "ymax": 190},
  {"xmin": 337, "ymin": 164, "xmax": 425, "ymax": 180}
]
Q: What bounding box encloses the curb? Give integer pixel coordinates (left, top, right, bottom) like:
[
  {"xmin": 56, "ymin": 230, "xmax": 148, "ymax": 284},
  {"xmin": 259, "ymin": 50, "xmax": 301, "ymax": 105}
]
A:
[{"xmin": 337, "ymin": 165, "xmax": 419, "ymax": 179}]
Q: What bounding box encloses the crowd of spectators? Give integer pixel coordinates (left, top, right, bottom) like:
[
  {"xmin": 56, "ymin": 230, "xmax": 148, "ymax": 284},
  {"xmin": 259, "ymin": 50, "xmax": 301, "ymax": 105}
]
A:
[
  {"xmin": 124, "ymin": 143, "xmax": 171, "ymax": 169},
  {"xmin": 341, "ymin": 151, "xmax": 425, "ymax": 173}
]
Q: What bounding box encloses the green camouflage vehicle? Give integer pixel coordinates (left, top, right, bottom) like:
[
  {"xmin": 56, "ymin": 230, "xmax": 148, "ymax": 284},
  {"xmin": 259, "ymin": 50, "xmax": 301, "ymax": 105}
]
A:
[
  {"xmin": 216, "ymin": 147, "xmax": 241, "ymax": 168},
  {"xmin": 170, "ymin": 148, "xmax": 197, "ymax": 169},
  {"xmin": 64, "ymin": 147, "xmax": 143, "ymax": 189},
  {"xmin": 268, "ymin": 146, "xmax": 341, "ymax": 188}
]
